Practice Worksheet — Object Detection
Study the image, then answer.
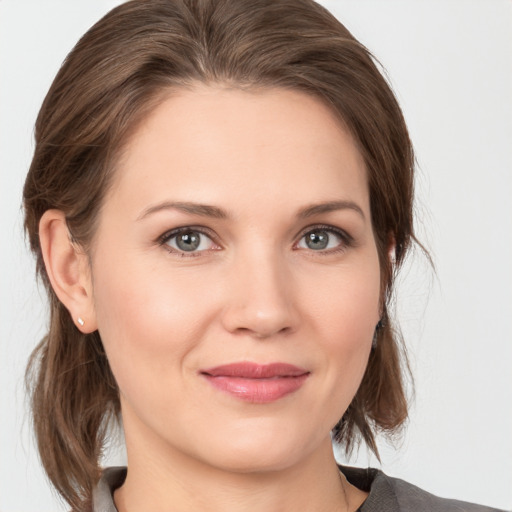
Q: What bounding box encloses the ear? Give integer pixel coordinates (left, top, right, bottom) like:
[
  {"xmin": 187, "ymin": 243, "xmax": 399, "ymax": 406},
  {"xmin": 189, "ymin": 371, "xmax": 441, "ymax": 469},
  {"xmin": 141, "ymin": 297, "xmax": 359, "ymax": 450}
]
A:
[
  {"xmin": 378, "ymin": 234, "xmax": 396, "ymax": 318},
  {"xmin": 39, "ymin": 210, "xmax": 98, "ymax": 333}
]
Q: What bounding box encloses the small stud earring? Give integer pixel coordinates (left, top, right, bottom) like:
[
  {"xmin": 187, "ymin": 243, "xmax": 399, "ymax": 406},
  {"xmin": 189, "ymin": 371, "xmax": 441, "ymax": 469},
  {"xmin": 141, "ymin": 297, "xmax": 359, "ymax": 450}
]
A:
[
  {"xmin": 372, "ymin": 319, "xmax": 383, "ymax": 349},
  {"xmin": 77, "ymin": 317, "xmax": 85, "ymax": 327}
]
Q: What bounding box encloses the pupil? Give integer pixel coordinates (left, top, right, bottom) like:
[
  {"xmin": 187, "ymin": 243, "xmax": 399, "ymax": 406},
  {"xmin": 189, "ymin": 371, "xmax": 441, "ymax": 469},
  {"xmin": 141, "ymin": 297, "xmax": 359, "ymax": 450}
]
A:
[
  {"xmin": 307, "ymin": 231, "xmax": 328, "ymax": 250},
  {"xmin": 176, "ymin": 232, "xmax": 200, "ymax": 251}
]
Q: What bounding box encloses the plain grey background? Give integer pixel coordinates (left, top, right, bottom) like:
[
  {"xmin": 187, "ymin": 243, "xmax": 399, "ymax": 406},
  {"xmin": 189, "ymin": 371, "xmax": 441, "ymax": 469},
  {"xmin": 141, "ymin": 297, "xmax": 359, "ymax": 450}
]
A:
[{"xmin": 1, "ymin": 1, "xmax": 511, "ymax": 510}]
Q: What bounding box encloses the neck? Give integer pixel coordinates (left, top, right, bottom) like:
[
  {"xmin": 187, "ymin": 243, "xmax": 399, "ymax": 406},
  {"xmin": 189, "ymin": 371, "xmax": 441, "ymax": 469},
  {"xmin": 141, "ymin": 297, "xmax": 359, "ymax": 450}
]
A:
[{"xmin": 114, "ymin": 434, "xmax": 364, "ymax": 512}]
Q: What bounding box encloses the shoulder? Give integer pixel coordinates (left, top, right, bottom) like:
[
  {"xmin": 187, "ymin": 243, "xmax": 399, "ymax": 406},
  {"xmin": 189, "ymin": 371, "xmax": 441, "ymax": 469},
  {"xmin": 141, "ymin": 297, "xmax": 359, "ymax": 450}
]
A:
[
  {"xmin": 383, "ymin": 473, "xmax": 504, "ymax": 512},
  {"xmin": 95, "ymin": 466, "xmax": 505, "ymax": 512},
  {"xmin": 340, "ymin": 466, "xmax": 506, "ymax": 512}
]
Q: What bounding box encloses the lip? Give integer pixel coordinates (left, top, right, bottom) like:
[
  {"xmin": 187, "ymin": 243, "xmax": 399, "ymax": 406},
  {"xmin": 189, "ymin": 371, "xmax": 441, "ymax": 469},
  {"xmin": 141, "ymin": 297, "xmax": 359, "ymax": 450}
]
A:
[{"xmin": 200, "ymin": 362, "xmax": 310, "ymax": 403}]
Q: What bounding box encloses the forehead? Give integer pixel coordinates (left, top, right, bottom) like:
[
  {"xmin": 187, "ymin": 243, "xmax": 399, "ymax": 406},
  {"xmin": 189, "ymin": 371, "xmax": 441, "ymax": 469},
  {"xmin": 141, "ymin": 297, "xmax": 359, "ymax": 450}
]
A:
[{"xmin": 108, "ymin": 85, "xmax": 369, "ymax": 217}]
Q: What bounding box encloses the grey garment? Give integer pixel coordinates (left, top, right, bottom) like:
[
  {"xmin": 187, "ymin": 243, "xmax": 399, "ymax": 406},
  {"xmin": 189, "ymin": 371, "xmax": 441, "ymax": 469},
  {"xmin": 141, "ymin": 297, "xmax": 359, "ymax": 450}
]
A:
[
  {"xmin": 342, "ymin": 466, "xmax": 505, "ymax": 512},
  {"xmin": 92, "ymin": 466, "xmax": 505, "ymax": 512}
]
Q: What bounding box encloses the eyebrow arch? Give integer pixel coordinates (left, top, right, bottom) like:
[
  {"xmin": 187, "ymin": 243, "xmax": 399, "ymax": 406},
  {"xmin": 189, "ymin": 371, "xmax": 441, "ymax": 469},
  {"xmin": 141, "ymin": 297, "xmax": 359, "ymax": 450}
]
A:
[
  {"xmin": 298, "ymin": 200, "xmax": 365, "ymax": 220},
  {"xmin": 137, "ymin": 199, "xmax": 365, "ymax": 222},
  {"xmin": 137, "ymin": 201, "xmax": 229, "ymax": 221}
]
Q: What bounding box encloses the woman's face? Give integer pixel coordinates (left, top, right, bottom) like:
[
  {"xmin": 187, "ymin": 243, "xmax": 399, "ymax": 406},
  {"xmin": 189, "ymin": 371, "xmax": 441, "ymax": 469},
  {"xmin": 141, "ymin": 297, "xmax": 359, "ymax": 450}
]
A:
[{"xmin": 88, "ymin": 86, "xmax": 381, "ymax": 472}]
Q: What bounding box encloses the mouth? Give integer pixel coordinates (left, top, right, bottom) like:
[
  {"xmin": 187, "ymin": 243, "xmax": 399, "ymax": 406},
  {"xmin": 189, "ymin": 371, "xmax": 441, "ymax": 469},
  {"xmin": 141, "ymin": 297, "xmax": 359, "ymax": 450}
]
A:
[{"xmin": 200, "ymin": 362, "xmax": 310, "ymax": 403}]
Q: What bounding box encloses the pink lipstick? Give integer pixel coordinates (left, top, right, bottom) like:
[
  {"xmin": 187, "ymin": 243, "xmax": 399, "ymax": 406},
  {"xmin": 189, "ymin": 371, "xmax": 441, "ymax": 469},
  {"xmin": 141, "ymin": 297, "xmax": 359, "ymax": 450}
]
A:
[{"xmin": 200, "ymin": 362, "xmax": 309, "ymax": 403}]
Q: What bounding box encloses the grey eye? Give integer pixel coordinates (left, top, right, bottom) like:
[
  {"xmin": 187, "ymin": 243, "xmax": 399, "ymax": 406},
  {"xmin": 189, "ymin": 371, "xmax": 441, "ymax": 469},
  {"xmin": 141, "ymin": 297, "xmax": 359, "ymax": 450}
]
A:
[
  {"xmin": 167, "ymin": 230, "xmax": 214, "ymax": 252},
  {"xmin": 298, "ymin": 229, "xmax": 343, "ymax": 251},
  {"xmin": 305, "ymin": 231, "xmax": 329, "ymax": 250},
  {"xmin": 176, "ymin": 232, "xmax": 200, "ymax": 251}
]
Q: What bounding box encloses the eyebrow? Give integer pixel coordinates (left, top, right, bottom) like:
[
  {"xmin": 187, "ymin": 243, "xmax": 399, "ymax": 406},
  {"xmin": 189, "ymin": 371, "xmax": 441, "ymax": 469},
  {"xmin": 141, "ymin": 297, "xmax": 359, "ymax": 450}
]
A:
[
  {"xmin": 297, "ymin": 200, "xmax": 365, "ymax": 220},
  {"xmin": 137, "ymin": 201, "xmax": 228, "ymax": 221},
  {"xmin": 137, "ymin": 199, "xmax": 365, "ymax": 222}
]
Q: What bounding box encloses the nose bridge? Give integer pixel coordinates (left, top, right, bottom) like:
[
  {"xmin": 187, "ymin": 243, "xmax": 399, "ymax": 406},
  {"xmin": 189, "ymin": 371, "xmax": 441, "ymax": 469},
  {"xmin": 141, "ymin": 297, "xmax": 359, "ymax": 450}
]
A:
[{"xmin": 222, "ymin": 242, "xmax": 298, "ymax": 338}]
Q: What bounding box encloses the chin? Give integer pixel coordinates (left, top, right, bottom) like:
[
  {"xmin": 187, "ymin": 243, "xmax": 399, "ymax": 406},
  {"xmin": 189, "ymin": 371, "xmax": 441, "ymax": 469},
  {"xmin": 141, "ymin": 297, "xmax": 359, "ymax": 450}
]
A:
[
  {"xmin": 206, "ymin": 447, "xmax": 300, "ymax": 474},
  {"xmin": 192, "ymin": 423, "xmax": 323, "ymax": 474}
]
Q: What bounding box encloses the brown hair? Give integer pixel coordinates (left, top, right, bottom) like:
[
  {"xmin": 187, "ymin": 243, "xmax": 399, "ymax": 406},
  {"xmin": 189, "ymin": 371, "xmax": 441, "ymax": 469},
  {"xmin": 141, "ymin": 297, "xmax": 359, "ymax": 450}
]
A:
[{"xmin": 23, "ymin": 0, "xmax": 417, "ymax": 509}]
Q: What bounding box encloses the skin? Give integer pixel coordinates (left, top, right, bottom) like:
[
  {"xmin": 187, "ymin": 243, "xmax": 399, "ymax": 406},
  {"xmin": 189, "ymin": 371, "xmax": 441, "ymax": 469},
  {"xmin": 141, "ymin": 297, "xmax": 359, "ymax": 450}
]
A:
[{"xmin": 40, "ymin": 86, "xmax": 381, "ymax": 511}]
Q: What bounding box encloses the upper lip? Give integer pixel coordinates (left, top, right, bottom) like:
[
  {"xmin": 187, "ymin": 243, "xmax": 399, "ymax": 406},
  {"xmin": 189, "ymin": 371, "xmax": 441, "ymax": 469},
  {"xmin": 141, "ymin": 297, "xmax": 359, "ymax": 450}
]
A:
[{"xmin": 201, "ymin": 362, "xmax": 309, "ymax": 379}]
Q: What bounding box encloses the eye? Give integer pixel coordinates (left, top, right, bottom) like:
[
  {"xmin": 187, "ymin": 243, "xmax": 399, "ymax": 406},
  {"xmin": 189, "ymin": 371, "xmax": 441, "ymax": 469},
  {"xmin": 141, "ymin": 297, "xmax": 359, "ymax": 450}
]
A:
[
  {"xmin": 160, "ymin": 228, "xmax": 218, "ymax": 254},
  {"xmin": 296, "ymin": 226, "xmax": 350, "ymax": 252}
]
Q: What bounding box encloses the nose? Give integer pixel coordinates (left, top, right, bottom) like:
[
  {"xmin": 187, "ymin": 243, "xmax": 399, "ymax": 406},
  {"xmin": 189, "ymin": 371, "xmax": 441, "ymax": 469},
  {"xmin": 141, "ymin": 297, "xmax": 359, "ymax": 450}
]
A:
[{"xmin": 220, "ymin": 249, "xmax": 299, "ymax": 339}]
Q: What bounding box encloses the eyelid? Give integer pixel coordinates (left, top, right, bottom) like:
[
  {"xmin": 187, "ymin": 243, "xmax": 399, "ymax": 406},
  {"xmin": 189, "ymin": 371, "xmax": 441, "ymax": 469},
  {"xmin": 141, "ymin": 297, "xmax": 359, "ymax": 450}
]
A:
[
  {"xmin": 157, "ymin": 225, "xmax": 221, "ymax": 254},
  {"xmin": 156, "ymin": 223, "xmax": 354, "ymax": 256},
  {"xmin": 294, "ymin": 223, "xmax": 354, "ymax": 252}
]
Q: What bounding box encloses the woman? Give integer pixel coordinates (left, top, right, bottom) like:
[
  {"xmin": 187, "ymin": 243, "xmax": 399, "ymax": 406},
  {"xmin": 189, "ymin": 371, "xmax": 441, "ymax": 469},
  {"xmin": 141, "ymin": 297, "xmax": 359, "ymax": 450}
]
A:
[{"xmin": 20, "ymin": 0, "xmax": 506, "ymax": 511}]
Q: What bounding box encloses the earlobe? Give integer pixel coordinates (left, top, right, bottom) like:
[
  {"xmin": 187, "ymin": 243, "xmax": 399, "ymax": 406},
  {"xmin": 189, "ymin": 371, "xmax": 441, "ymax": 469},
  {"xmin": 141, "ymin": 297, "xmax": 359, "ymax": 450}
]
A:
[{"xmin": 39, "ymin": 210, "xmax": 98, "ymax": 333}]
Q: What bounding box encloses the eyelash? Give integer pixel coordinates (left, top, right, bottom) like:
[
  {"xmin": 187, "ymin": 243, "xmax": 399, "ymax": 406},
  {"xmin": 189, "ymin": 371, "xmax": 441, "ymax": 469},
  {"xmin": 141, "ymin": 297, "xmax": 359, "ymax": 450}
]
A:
[
  {"xmin": 157, "ymin": 224, "xmax": 354, "ymax": 257},
  {"xmin": 157, "ymin": 226, "xmax": 219, "ymax": 258},
  {"xmin": 296, "ymin": 224, "xmax": 354, "ymax": 256}
]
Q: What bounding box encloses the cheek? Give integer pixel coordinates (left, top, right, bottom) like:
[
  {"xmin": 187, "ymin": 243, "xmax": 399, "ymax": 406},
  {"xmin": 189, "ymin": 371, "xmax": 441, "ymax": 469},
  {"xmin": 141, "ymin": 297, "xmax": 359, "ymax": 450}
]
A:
[
  {"xmin": 89, "ymin": 253, "xmax": 209, "ymax": 399},
  {"xmin": 304, "ymin": 257, "xmax": 381, "ymax": 344},
  {"xmin": 301, "ymin": 258, "xmax": 381, "ymax": 409},
  {"xmin": 92, "ymin": 250, "xmax": 207, "ymax": 339}
]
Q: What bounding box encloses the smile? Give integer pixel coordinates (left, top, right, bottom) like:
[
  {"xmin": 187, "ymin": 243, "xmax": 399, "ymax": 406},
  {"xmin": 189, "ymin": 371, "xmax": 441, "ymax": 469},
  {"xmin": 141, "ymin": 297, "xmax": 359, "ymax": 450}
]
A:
[{"xmin": 200, "ymin": 362, "xmax": 310, "ymax": 403}]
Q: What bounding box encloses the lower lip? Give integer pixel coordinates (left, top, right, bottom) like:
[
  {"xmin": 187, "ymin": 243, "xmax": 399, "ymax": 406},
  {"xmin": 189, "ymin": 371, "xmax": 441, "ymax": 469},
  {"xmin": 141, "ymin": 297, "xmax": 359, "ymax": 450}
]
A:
[{"xmin": 203, "ymin": 374, "xmax": 309, "ymax": 403}]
